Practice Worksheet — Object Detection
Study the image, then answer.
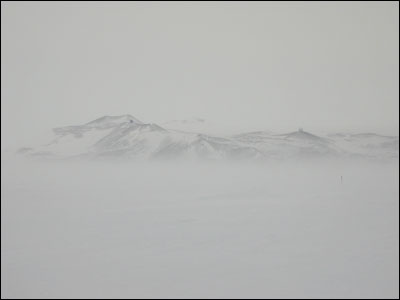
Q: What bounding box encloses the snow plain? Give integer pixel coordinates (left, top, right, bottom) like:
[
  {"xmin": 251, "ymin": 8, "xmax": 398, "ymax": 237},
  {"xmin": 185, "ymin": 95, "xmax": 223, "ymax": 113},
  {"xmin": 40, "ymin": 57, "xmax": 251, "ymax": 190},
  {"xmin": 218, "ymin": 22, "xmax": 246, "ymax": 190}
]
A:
[{"xmin": 1, "ymin": 155, "xmax": 399, "ymax": 298}]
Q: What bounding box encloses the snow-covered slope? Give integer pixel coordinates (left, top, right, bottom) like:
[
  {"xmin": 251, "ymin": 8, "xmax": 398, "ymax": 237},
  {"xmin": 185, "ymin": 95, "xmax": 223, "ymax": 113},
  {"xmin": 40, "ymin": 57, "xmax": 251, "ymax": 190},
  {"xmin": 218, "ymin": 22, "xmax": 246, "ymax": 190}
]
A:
[
  {"xmin": 18, "ymin": 115, "xmax": 399, "ymax": 161},
  {"xmin": 20, "ymin": 115, "xmax": 262, "ymax": 161},
  {"xmin": 91, "ymin": 124, "xmax": 263, "ymax": 161},
  {"xmin": 327, "ymin": 133, "xmax": 399, "ymax": 160},
  {"xmin": 233, "ymin": 129, "xmax": 343, "ymax": 160}
]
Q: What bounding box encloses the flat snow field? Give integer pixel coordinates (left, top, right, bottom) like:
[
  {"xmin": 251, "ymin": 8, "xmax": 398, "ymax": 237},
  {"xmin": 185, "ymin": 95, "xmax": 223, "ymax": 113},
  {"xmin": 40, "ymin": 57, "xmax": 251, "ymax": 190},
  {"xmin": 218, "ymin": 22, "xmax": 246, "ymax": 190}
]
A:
[{"xmin": 1, "ymin": 157, "xmax": 399, "ymax": 298}]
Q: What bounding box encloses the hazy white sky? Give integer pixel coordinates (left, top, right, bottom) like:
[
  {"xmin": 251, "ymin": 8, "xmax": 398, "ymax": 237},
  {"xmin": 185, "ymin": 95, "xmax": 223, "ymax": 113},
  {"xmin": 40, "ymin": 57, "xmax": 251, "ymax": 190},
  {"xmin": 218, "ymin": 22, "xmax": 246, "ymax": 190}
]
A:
[{"xmin": 1, "ymin": 1, "xmax": 399, "ymax": 148}]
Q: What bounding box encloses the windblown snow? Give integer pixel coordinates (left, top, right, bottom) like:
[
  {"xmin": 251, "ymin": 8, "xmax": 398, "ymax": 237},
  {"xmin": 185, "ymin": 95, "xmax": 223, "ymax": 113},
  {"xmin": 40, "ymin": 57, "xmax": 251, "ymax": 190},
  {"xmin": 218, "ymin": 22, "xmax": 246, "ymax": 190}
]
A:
[
  {"xmin": 1, "ymin": 158, "xmax": 398, "ymax": 298},
  {"xmin": 3, "ymin": 114, "xmax": 398, "ymax": 298}
]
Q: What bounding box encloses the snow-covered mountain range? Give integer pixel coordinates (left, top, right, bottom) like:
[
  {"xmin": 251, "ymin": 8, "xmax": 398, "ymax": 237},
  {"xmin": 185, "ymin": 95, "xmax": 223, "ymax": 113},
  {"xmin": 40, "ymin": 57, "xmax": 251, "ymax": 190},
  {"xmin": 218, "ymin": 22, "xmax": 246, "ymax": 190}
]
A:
[{"xmin": 18, "ymin": 115, "xmax": 399, "ymax": 161}]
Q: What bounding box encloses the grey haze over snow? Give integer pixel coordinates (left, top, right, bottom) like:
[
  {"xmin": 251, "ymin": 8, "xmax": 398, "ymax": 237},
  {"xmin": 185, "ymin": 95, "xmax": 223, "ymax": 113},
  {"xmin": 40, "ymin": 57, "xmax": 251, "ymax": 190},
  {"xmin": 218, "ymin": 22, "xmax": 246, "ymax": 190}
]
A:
[
  {"xmin": 1, "ymin": 3, "xmax": 399, "ymax": 299},
  {"xmin": 1, "ymin": 1, "xmax": 399, "ymax": 150}
]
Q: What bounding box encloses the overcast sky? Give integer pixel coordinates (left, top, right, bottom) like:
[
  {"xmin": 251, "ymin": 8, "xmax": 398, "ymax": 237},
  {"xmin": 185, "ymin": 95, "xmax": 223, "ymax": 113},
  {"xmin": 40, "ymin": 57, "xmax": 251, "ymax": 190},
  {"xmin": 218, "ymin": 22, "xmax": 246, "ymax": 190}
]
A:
[{"xmin": 1, "ymin": 1, "xmax": 399, "ymax": 148}]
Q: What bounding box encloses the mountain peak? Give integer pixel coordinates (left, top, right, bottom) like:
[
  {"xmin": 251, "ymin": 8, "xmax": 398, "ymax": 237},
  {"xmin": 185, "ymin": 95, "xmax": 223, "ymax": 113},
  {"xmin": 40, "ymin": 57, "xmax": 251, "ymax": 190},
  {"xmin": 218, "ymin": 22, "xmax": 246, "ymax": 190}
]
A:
[
  {"xmin": 86, "ymin": 115, "xmax": 143, "ymax": 127},
  {"xmin": 282, "ymin": 129, "xmax": 327, "ymax": 143}
]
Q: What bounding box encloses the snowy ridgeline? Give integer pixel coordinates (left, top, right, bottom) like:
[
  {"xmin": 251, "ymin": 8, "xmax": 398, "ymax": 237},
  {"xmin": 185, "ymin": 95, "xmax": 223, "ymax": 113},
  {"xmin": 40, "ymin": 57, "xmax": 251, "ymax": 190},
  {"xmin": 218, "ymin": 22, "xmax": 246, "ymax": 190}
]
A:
[{"xmin": 17, "ymin": 114, "xmax": 399, "ymax": 162}]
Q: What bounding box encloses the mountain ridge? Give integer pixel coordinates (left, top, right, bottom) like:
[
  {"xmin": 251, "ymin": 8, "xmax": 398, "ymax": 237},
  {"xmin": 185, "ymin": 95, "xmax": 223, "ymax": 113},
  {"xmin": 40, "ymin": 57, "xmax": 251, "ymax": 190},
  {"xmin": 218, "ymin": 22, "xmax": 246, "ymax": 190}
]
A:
[{"xmin": 18, "ymin": 115, "xmax": 399, "ymax": 161}]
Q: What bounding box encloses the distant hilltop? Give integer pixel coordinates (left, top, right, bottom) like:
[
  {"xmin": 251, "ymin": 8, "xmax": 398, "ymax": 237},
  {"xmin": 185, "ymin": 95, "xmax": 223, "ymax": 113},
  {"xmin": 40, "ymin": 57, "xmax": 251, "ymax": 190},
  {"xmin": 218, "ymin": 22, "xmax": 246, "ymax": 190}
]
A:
[{"xmin": 18, "ymin": 115, "xmax": 399, "ymax": 162}]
